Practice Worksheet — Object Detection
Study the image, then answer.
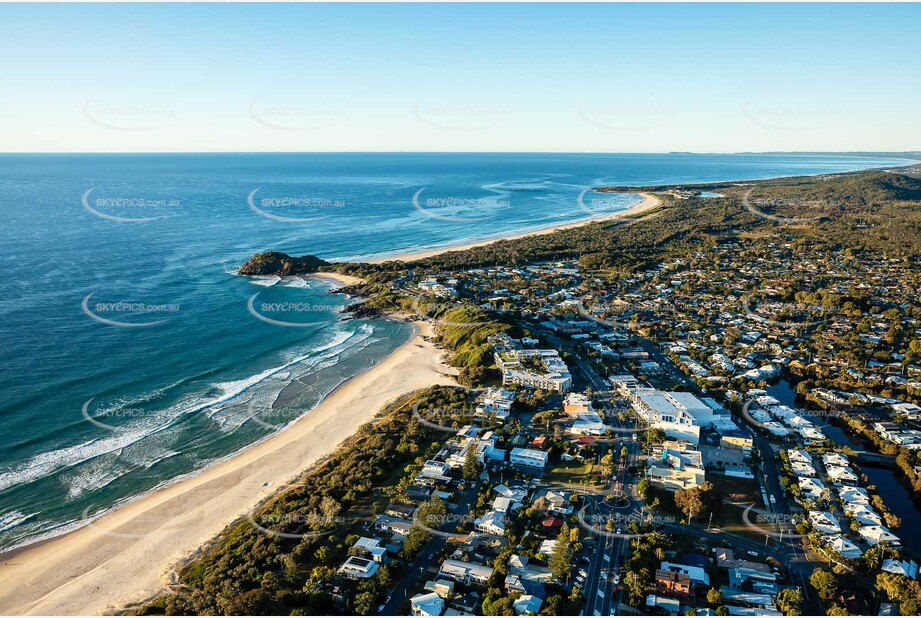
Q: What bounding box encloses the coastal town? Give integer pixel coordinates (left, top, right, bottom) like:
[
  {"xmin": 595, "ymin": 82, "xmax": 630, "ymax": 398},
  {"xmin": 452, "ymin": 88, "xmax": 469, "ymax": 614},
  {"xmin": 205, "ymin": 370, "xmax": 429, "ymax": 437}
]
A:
[
  {"xmin": 5, "ymin": 3, "xmax": 921, "ymax": 617},
  {"xmin": 179, "ymin": 215, "xmax": 921, "ymax": 617},
  {"xmin": 115, "ymin": 166, "xmax": 921, "ymax": 618}
]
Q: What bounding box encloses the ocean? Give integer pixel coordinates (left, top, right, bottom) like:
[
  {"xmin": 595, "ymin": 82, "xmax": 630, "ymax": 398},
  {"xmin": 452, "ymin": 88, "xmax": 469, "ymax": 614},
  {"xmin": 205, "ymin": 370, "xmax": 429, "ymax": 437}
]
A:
[{"xmin": 0, "ymin": 152, "xmax": 913, "ymax": 552}]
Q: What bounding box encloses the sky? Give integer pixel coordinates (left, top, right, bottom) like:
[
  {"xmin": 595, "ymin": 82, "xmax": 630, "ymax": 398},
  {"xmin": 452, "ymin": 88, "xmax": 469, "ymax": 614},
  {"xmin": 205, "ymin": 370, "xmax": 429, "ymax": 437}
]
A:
[{"xmin": 0, "ymin": 3, "xmax": 919, "ymax": 153}]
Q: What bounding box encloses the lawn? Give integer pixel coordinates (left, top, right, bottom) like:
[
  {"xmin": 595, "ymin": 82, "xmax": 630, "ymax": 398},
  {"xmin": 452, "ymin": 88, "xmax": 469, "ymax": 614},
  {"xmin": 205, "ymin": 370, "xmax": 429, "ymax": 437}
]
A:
[{"xmin": 543, "ymin": 460, "xmax": 604, "ymax": 487}]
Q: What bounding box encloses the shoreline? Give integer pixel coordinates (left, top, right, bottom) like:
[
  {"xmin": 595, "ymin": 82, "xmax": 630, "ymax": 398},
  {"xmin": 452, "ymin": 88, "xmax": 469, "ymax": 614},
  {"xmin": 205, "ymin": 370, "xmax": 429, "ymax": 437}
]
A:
[
  {"xmin": 312, "ymin": 271, "xmax": 365, "ymax": 287},
  {"xmin": 0, "ymin": 320, "xmax": 458, "ymax": 616},
  {"xmin": 364, "ymin": 192, "xmax": 662, "ymax": 264}
]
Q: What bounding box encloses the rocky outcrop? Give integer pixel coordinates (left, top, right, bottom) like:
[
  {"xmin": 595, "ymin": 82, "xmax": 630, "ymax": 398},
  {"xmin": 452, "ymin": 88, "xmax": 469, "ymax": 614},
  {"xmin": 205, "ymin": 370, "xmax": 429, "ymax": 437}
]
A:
[{"xmin": 238, "ymin": 252, "xmax": 330, "ymax": 276}]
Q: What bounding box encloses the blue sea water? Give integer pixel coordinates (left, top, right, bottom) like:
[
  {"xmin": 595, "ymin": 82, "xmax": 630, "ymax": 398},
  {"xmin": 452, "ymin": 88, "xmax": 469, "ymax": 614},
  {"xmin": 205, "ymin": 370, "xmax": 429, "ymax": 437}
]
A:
[{"xmin": 0, "ymin": 152, "xmax": 914, "ymax": 552}]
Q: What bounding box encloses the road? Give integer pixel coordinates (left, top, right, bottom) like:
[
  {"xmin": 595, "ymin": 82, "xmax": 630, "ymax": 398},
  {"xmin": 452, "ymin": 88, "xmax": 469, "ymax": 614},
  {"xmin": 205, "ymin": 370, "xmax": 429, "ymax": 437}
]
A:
[
  {"xmin": 567, "ymin": 345, "xmax": 643, "ymax": 616},
  {"xmin": 637, "ymin": 336, "xmax": 820, "ymax": 614},
  {"xmin": 563, "ymin": 329, "xmax": 821, "ymax": 615},
  {"xmin": 378, "ymin": 478, "xmax": 483, "ymax": 615}
]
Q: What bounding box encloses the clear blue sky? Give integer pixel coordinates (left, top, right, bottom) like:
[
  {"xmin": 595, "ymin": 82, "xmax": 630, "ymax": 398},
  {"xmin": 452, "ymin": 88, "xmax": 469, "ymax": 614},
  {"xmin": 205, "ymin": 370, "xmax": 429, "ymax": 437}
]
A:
[{"xmin": 1, "ymin": 3, "xmax": 919, "ymax": 153}]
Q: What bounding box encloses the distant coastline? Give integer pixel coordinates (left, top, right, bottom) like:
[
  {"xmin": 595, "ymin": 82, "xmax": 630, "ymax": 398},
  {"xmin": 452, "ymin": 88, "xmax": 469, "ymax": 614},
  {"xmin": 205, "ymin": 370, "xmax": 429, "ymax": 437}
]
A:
[
  {"xmin": 1, "ymin": 153, "xmax": 913, "ymax": 615},
  {"xmin": 365, "ymin": 192, "xmax": 662, "ymax": 264}
]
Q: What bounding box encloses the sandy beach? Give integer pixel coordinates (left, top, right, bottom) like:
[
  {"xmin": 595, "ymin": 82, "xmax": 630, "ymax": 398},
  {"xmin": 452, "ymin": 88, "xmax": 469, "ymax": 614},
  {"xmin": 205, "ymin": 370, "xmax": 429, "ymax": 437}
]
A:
[
  {"xmin": 0, "ymin": 192, "xmax": 658, "ymax": 615},
  {"xmin": 313, "ymin": 271, "xmax": 365, "ymax": 287},
  {"xmin": 367, "ymin": 192, "xmax": 662, "ymax": 264},
  {"xmin": 0, "ymin": 321, "xmax": 457, "ymax": 616}
]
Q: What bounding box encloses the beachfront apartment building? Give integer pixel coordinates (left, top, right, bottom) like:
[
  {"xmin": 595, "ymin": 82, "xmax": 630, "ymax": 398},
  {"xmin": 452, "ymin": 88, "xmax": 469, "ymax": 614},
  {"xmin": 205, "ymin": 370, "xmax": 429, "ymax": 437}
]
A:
[
  {"xmin": 495, "ymin": 348, "xmax": 572, "ymax": 393},
  {"xmin": 475, "ymin": 387, "xmax": 514, "ymax": 422},
  {"xmin": 443, "ymin": 429, "xmax": 505, "ymax": 469}
]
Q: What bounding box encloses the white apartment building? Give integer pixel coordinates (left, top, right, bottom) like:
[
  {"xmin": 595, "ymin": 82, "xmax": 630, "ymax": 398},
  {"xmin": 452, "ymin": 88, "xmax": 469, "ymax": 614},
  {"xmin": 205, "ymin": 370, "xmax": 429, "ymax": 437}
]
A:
[
  {"xmin": 496, "ymin": 349, "xmax": 572, "ymax": 392},
  {"xmin": 509, "ymin": 447, "xmax": 549, "ymax": 470}
]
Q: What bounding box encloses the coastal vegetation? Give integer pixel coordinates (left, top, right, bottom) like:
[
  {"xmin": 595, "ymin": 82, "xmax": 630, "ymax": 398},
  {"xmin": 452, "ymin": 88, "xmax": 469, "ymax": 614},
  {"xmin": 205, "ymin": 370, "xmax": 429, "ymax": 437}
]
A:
[
  {"xmin": 202, "ymin": 163, "xmax": 921, "ymax": 617},
  {"xmin": 132, "ymin": 385, "xmax": 465, "ymax": 616},
  {"xmin": 241, "ymin": 167, "xmax": 921, "ymax": 281},
  {"xmin": 428, "ymin": 305, "xmax": 516, "ymax": 385},
  {"xmin": 238, "ymin": 251, "xmax": 330, "ymax": 276}
]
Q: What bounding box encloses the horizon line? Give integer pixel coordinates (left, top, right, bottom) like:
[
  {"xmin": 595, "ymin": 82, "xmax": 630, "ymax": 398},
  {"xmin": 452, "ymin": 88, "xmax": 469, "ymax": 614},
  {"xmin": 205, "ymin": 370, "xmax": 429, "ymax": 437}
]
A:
[{"xmin": 1, "ymin": 150, "xmax": 920, "ymax": 157}]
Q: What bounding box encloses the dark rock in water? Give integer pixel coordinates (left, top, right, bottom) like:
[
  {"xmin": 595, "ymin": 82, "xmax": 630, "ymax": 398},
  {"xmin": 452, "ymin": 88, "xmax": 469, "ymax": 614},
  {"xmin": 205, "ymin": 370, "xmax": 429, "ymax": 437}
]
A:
[
  {"xmin": 238, "ymin": 251, "xmax": 331, "ymax": 276},
  {"xmin": 344, "ymin": 301, "xmax": 381, "ymax": 319}
]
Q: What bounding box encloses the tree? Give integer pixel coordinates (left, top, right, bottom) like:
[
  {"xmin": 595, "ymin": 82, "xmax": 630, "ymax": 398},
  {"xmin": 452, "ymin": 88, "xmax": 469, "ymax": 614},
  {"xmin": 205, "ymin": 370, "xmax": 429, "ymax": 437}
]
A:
[
  {"xmin": 674, "ymin": 481, "xmax": 721, "ymax": 522},
  {"xmin": 715, "ymin": 606, "xmax": 730, "ymax": 616},
  {"xmin": 876, "ymin": 572, "xmax": 921, "ymax": 615},
  {"xmin": 419, "ymin": 494, "xmax": 448, "ymax": 527},
  {"xmin": 810, "ymin": 567, "xmax": 839, "ymax": 602},
  {"xmin": 776, "ymin": 588, "xmax": 804, "ymax": 615},
  {"xmin": 463, "ymin": 446, "xmax": 483, "ymax": 480},
  {"xmin": 403, "ymin": 525, "xmax": 431, "ymax": 558},
  {"xmin": 541, "ymin": 595, "xmax": 564, "ymax": 616},
  {"xmin": 637, "ymin": 478, "xmax": 650, "ymax": 499},
  {"xmin": 482, "ymin": 594, "xmax": 515, "ymax": 616},
  {"xmin": 549, "ymin": 523, "xmax": 574, "ymax": 581},
  {"xmin": 625, "ymin": 569, "xmax": 651, "ymax": 606},
  {"xmin": 601, "ymin": 452, "xmax": 615, "ymax": 476},
  {"xmin": 352, "ymin": 591, "xmax": 377, "ymax": 615},
  {"xmin": 706, "ymin": 588, "xmax": 723, "ymax": 606}
]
